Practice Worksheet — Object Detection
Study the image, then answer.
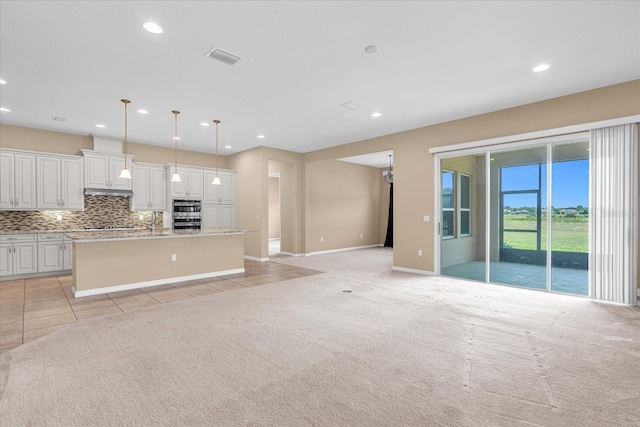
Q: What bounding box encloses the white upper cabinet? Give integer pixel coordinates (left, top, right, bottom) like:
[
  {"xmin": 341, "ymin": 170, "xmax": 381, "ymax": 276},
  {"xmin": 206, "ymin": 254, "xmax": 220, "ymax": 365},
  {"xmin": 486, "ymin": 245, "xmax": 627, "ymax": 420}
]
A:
[
  {"xmin": 37, "ymin": 155, "xmax": 84, "ymax": 210},
  {"xmin": 203, "ymin": 171, "xmax": 220, "ymax": 203},
  {"xmin": 0, "ymin": 152, "xmax": 15, "ymax": 209},
  {"xmin": 132, "ymin": 163, "xmax": 166, "ymax": 211},
  {"xmin": 37, "ymin": 156, "xmax": 61, "ymax": 209},
  {"xmin": 82, "ymin": 151, "xmax": 133, "ymax": 190},
  {"xmin": 204, "ymin": 170, "xmax": 236, "ymax": 204},
  {"xmin": 169, "ymin": 166, "xmax": 203, "ymax": 199},
  {"xmin": 61, "ymin": 158, "xmax": 84, "ymax": 210},
  {"xmin": 0, "ymin": 151, "xmax": 37, "ymax": 210},
  {"xmin": 219, "ymin": 171, "xmax": 236, "ymax": 204}
]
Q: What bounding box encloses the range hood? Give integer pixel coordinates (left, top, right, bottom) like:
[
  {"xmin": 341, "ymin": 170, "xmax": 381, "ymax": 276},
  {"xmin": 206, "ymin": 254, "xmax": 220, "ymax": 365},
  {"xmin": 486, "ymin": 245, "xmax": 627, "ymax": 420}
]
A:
[{"xmin": 84, "ymin": 188, "xmax": 134, "ymax": 197}]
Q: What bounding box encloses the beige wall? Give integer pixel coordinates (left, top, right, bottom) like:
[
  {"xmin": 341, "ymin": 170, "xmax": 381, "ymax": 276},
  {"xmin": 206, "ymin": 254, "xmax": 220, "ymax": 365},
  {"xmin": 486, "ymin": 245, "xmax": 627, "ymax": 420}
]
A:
[
  {"xmin": 226, "ymin": 147, "xmax": 264, "ymax": 259},
  {"xmin": 0, "ymin": 124, "xmax": 227, "ymax": 169},
  {"xmin": 305, "ymin": 159, "xmax": 381, "ymax": 253}
]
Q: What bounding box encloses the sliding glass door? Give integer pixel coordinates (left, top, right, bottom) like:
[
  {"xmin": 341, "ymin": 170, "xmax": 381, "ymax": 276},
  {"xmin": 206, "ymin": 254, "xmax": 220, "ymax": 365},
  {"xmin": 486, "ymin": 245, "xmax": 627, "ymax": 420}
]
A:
[
  {"xmin": 550, "ymin": 142, "xmax": 589, "ymax": 295},
  {"xmin": 489, "ymin": 147, "xmax": 547, "ymax": 290},
  {"xmin": 439, "ymin": 137, "xmax": 589, "ymax": 296}
]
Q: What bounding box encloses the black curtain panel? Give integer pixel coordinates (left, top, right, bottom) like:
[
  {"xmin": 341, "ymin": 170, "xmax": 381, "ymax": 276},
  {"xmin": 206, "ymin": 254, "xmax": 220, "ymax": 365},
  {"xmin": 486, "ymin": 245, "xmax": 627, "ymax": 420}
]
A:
[{"xmin": 384, "ymin": 183, "xmax": 393, "ymax": 247}]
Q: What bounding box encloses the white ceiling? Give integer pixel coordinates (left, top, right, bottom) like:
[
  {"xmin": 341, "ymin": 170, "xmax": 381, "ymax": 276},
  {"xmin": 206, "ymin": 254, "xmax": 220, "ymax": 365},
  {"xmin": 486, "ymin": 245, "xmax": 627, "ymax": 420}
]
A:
[
  {"xmin": 1, "ymin": 1, "xmax": 638, "ymax": 158},
  {"xmin": 339, "ymin": 151, "xmax": 393, "ymax": 169}
]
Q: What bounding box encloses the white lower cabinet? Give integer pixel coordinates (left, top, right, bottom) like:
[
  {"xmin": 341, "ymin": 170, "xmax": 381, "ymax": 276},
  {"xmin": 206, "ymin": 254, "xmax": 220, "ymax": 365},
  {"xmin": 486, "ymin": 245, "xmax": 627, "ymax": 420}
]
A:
[
  {"xmin": 63, "ymin": 239, "xmax": 73, "ymax": 271},
  {"xmin": 37, "ymin": 233, "xmax": 73, "ymax": 273},
  {"xmin": 0, "ymin": 234, "xmax": 38, "ymax": 276},
  {"xmin": 0, "ymin": 233, "xmax": 73, "ymax": 279},
  {"xmin": 38, "ymin": 234, "xmax": 64, "ymax": 272},
  {"xmin": 203, "ymin": 204, "xmax": 236, "ymax": 229}
]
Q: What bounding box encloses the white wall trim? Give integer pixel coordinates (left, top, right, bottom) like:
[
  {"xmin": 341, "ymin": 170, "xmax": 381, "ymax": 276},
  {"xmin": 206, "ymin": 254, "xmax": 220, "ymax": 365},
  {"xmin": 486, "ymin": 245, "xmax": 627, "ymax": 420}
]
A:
[
  {"xmin": 429, "ymin": 115, "xmax": 640, "ymax": 155},
  {"xmin": 72, "ymin": 268, "xmax": 245, "ymax": 298},
  {"xmin": 244, "ymin": 255, "xmax": 270, "ymax": 262},
  {"xmin": 279, "ymin": 251, "xmax": 306, "ymax": 257},
  {"xmin": 392, "ymin": 266, "xmax": 436, "ymax": 276},
  {"xmin": 305, "ymin": 244, "xmax": 383, "ymax": 257}
]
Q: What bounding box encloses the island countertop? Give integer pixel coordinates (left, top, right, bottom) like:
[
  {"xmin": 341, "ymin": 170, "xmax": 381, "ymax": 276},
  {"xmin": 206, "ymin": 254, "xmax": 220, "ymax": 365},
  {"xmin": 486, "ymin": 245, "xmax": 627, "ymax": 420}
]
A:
[{"xmin": 64, "ymin": 228, "xmax": 244, "ymax": 242}]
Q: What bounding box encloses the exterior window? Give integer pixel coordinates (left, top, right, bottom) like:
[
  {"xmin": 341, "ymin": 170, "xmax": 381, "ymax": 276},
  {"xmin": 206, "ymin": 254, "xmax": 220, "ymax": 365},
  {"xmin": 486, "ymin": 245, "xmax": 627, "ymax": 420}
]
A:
[
  {"xmin": 442, "ymin": 171, "xmax": 454, "ymax": 238},
  {"xmin": 460, "ymin": 174, "xmax": 470, "ymax": 236}
]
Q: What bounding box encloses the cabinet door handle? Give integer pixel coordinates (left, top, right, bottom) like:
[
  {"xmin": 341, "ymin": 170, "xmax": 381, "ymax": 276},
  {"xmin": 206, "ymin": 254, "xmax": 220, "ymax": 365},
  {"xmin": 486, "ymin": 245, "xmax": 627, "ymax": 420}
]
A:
[
  {"xmin": 61, "ymin": 200, "xmax": 65, "ymax": 207},
  {"xmin": 10, "ymin": 198, "xmax": 14, "ymax": 206},
  {"xmin": 15, "ymin": 199, "xmax": 18, "ymax": 206}
]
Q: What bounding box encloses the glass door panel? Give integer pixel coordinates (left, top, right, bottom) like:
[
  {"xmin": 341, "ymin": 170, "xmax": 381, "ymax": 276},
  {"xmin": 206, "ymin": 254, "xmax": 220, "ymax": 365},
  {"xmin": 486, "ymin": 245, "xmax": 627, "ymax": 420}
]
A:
[
  {"xmin": 550, "ymin": 142, "xmax": 589, "ymax": 295},
  {"xmin": 489, "ymin": 147, "xmax": 547, "ymax": 290},
  {"xmin": 440, "ymin": 154, "xmax": 486, "ymax": 282}
]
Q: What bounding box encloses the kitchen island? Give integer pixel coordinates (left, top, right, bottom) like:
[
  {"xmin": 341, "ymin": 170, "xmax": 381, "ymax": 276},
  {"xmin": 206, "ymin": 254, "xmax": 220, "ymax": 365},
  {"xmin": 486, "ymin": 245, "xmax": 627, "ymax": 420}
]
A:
[{"xmin": 65, "ymin": 228, "xmax": 245, "ymax": 297}]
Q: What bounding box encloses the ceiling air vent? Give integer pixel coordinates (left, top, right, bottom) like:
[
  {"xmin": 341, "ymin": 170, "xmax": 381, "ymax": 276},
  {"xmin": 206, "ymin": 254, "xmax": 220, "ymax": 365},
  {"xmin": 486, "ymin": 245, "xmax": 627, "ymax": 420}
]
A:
[
  {"xmin": 205, "ymin": 47, "xmax": 241, "ymax": 65},
  {"xmin": 51, "ymin": 115, "xmax": 67, "ymax": 122}
]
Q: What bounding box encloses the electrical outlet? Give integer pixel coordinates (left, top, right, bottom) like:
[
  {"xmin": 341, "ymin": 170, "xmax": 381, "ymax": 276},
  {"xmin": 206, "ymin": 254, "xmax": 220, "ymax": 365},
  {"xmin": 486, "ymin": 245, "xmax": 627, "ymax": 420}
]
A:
[
  {"xmin": 56, "ymin": 214, "xmax": 62, "ymax": 221},
  {"xmin": 418, "ymin": 250, "xmax": 423, "ymax": 256},
  {"xmin": 139, "ymin": 214, "xmax": 144, "ymax": 220},
  {"xmin": 360, "ymin": 234, "xmax": 363, "ymax": 239},
  {"xmin": 320, "ymin": 237, "xmax": 324, "ymax": 242},
  {"xmin": 171, "ymin": 254, "xmax": 177, "ymax": 262}
]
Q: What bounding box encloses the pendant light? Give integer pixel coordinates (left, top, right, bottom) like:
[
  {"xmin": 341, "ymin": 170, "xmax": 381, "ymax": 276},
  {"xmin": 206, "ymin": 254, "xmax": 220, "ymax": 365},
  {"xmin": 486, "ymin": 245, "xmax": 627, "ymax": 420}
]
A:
[
  {"xmin": 212, "ymin": 119, "xmax": 221, "ymax": 185},
  {"xmin": 384, "ymin": 154, "xmax": 393, "ymax": 184},
  {"xmin": 118, "ymin": 99, "xmax": 132, "ymax": 179},
  {"xmin": 170, "ymin": 110, "xmax": 182, "ymax": 182}
]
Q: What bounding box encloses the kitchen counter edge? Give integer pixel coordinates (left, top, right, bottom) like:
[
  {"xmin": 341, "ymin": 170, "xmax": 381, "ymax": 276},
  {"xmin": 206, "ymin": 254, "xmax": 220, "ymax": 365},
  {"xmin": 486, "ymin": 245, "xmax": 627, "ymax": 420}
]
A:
[{"xmin": 64, "ymin": 228, "xmax": 245, "ymax": 242}]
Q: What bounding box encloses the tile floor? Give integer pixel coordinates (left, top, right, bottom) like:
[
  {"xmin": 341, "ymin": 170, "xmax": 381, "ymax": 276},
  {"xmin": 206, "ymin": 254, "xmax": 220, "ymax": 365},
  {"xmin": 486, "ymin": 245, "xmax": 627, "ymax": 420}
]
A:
[{"xmin": 0, "ymin": 259, "xmax": 322, "ymax": 353}]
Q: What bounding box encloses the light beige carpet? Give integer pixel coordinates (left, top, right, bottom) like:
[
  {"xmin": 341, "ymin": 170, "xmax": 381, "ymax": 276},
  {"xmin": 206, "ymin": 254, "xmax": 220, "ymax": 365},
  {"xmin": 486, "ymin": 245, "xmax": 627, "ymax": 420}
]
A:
[{"xmin": 1, "ymin": 248, "xmax": 639, "ymax": 426}]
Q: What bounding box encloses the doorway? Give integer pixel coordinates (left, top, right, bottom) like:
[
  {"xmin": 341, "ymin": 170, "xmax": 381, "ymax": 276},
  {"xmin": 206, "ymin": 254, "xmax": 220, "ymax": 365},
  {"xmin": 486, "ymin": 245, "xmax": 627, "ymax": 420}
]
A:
[{"xmin": 268, "ymin": 173, "xmax": 281, "ymax": 257}]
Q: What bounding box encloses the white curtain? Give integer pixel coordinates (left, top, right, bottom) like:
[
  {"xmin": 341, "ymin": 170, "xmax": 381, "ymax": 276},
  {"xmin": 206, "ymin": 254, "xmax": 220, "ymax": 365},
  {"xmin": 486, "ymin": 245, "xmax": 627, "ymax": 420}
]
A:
[{"xmin": 589, "ymin": 124, "xmax": 638, "ymax": 304}]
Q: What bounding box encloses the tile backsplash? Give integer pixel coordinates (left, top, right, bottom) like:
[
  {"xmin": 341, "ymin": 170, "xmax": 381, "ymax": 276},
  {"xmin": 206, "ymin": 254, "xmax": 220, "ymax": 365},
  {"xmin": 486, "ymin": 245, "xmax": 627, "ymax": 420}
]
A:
[{"xmin": 0, "ymin": 196, "xmax": 164, "ymax": 232}]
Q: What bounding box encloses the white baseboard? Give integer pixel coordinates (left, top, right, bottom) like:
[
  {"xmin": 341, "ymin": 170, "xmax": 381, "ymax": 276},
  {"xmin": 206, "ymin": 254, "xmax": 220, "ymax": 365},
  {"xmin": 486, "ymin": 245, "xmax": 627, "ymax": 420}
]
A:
[
  {"xmin": 244, "ymin": 255, "xmax": 270, "ymax": 262},
  {"xmin": 392, "ymin": 266, "xmax": 436, "ymax": 276},
  {"xmin": 279, "ymin": 252, "xmax": 306, "ymax": 257},
  {"xmin": 72, "ymin": 268, "xmax": 245, "ymax": 298},
  {"xmin": 306, "ymin": 244, "xmax": 383, "ymax": 257}
]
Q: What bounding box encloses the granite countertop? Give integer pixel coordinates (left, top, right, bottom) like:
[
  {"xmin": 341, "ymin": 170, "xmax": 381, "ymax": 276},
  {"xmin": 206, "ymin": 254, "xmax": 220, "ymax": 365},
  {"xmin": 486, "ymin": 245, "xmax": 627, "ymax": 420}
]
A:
[
  {"xmin": 63, "ymin": 228, "xmax": 244, "ymax": 241},
  {"xmin": 0, "ymin": 229, "xmax": 97, "ymax": 236}
]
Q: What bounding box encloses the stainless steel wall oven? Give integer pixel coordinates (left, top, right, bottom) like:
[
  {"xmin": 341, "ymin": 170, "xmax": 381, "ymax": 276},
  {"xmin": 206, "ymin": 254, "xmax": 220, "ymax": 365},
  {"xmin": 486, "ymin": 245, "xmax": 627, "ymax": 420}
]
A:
[{"xmin": 172, "ymin": 199, "xmax": 202, "ymax": 230}]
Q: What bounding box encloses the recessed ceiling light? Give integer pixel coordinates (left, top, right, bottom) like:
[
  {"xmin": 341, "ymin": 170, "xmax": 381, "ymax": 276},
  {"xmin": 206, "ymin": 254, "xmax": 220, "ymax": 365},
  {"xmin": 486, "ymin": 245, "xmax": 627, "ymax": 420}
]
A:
[
  {"xmin": 533, "ymin": 64, "xmax": 550, "ymax": 72},
  {"xmin": 371, "ymin": 112, "xmax": 382, "ymax": 118},
  {"xmin": 143, "ymin": 22, "xmax": 163, "ymax": 34},
  {"xmin": 257, "ymin": 135, "xmax": 265, "ymax": 139},
  {"xmin": 200, "ymin": 122, "xmax": 210, "ymax": 127},
  {"xmin": 0, "ymin": 107, "xmax": 11, "ymax": 112},
  {"xmin": 95, "ymin": 124, "xmax": 106, "ymax": 128},
  {"xmin": 225, "ymin": 145, "xmax": 232, "ymax": 149},
  {"xmin": 0, "ymin": 79, "xmax": 6, "ymax": 85},
  {"xmin": 137, "ymin": 109, "xmax": 149, "ymax": 114},
  {"xmin": 365, "ymin": 45, "xmax": 379, "ymax": 54}
]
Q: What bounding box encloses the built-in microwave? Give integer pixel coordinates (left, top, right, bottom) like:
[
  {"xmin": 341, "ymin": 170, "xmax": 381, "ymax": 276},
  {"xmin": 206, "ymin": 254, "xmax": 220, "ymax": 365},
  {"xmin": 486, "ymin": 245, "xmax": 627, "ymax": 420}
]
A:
[{"xmin": 172, "ymin": 199, "xmax": 202, "ymax": 230}]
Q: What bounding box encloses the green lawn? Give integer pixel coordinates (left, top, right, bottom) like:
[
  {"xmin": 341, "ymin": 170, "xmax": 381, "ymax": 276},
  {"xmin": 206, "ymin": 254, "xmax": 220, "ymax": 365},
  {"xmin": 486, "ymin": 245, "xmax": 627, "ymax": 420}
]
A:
[{"xmin": 502, "ymin": 215, "xmax": 588, "ymax": 253}]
